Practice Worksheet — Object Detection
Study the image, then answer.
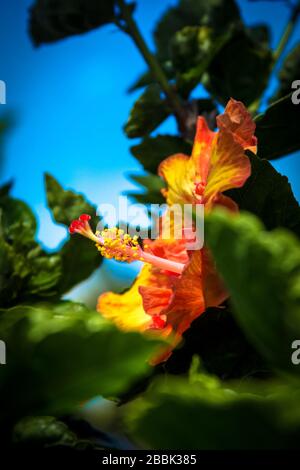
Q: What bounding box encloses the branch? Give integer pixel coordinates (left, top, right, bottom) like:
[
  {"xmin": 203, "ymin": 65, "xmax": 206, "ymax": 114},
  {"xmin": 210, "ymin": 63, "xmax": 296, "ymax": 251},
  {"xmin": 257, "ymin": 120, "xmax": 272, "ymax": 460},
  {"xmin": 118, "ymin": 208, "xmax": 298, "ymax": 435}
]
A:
[{"xmin": 115, "ymin": 0, "xmax": 187, "ymax": 135}]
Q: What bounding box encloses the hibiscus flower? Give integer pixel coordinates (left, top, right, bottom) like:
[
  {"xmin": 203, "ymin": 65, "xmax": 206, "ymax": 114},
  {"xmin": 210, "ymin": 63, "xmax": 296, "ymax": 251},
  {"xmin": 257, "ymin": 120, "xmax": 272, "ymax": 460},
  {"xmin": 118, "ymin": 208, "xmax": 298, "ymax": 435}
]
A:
[{"xmin": 69, "ymin": 99, "xmax": 256, "ymax": 363}]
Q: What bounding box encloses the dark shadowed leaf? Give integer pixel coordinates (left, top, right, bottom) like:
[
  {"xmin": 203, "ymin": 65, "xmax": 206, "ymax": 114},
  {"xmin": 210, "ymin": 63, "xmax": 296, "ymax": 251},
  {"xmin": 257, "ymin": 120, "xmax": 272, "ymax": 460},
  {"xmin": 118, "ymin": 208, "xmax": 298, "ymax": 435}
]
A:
[
  {"xmin": 154, "ymin": 0, "xmax": 240, "ymax": 61},
  {"xmin": 124, "ymin": 85, "xmax": 170, "ymax": 138},
  {"xmin": 13, "ymin": 416, "xmax": 77, "ymax": 448},
  {"xmin": 204, "ymin": 28, "xmax": 272, "ymax": 106},
  {"xmin": 206, "ymin": 210, "xmax": 300, "ymax": 375},
  {"xmin": 255, "ymin": 94, "xmax": 300, "ymax": 160},
  {"xmin": 248, "ymin": 24, "xmax": 270, "ymax": 47},
  {"xmin": 131, "ymin": 135, "xmax": 192, "ymax": 173},
  {"xmin": 272, "ymin": 44, "xmax": 300, "ymax": 102},
  {"xmin": 57, "ymin": 235, "xmax": 101, "ymax": 295},
  {"xmin": 227, "ymin": 153, "xmax": 300, "ymax": 237},
  {"xmin": 29, "ymin": 0, "xmax": 116, "ymax": 46},
  {"xmin": 171, "ymin": 26, "xmax": 233, "ymax": 95},
  {"xmin": 128, "ymin": 64, "xmax": 174, "ymax": 94},
  {"xmin": 128, "ymin": 70, "xmax": 155, "ymax": 93},
  {"xmin": 160, "ymin": 307, "xmax": 268, "ymax": 380}
]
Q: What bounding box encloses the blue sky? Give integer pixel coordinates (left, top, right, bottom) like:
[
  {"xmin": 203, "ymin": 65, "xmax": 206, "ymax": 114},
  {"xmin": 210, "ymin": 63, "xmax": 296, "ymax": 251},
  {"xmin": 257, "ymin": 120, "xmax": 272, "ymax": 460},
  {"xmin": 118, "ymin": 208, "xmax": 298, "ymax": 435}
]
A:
[{"xmin": 0, "ymin": 0, "xmax": 300, "ymax": 301}]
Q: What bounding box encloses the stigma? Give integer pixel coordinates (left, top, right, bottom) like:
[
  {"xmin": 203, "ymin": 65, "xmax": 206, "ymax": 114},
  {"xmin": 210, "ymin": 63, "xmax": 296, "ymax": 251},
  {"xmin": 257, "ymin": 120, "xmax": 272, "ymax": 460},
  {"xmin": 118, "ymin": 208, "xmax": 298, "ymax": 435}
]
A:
[{"xmin": 69, "ymin": 214, "xmax": 185, "ymax": 275}]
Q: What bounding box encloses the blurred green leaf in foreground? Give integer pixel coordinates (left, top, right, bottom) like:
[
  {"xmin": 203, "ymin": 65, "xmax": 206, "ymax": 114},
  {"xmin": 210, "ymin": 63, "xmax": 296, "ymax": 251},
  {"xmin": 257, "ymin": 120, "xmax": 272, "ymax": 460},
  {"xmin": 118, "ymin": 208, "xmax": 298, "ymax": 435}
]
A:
[{"xmin": 0, "ymin": 301, "xmax": 161, "ymax": 426}]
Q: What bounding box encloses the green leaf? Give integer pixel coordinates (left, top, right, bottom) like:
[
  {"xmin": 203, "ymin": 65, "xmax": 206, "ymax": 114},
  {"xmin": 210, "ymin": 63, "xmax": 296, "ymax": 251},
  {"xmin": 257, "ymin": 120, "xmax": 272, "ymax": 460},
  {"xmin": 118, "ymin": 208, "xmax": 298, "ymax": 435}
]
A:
[
  {"xmin": 29, "ymin": 0, "xmax": 116, "ymax": 46},
  {"xmin": 45, "ymin": 173, "xmax": 97, "ymax": 226},
  {"xmin": 204, "ymin": 28, "xmax": 272, "ymax": 106},
  {"xmin": 171, "ymin": 26, "xmax": 233, "ymax": 95},
  {"xmin": 206, "ymin": 210, "xmax": 300, "ymax": 375},
  {"xmin": 128, "ymin": 64, "xmax": 174, "ymax": 94},
  {"xmin": 272, "ymin": 44, "xmax": 300, "ymax": 102},
  {"xmin": 129, "ymin": 174, "xmax": 165, "ymax": 192},
  {"xmin": 124, "ymin": 85, "xmax": 170, "ymax": 139},
  {"xmin": 128, "ymin": 70, "xmax": 155, "ymax": 93},
  {"xmin": 0, "ymin": 302, "xmax": 161, "ymax": 425},
  {"xmin": 161, "ymin": 307, "xmax": 268, "ymax": 380},
  {"xmin": 226, "ymin": 153, "xmax": 300, "ymax": 237},
  {"xmin": 13, "ymin": 416, "xmax": 77, "ymax": 448},
  {"xmin": 45, "ymin": 174, "xmax": 101, "ymax": 293},
  {"xmin": 0, "ymin": 180, "xmax": 13, "ymax": 198},
  {"xmin": 248, "ymin": 24, "xmax": 270, "ymax": 48},
  {"xmin": 0, "ymin": 193, "xmax": 62, "ymax": 307},
  {"xmin": 57, "ymin": 236, "xmax": 101, "ymax": 294},
  {"xmin": 154, "ymin": 0, "xmax": 240, "ymax": 62},
  {"xmin": 125, "ymin": 173, "xmax": 165, "ymax": 206},
  {"xmin": 131, "ymin": 135, "xmax": 192, "ymax": 173},
  {"xmin": 125, "ymin": 374, "xmax": 300, "ymax": 449},
  {"xmin": 255, "ymin": 94, "xmax": 300, "ymax": 160}
]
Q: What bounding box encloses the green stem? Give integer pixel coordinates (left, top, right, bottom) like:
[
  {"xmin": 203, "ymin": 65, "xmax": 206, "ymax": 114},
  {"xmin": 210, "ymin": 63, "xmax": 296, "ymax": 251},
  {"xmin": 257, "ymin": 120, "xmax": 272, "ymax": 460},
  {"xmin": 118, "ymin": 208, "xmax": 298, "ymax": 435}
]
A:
[
  {"xmin": 273, "ymin": 0, "xmax": 300, "ymax": 61},
  {"xmin": 250, "ymin": 0, "xmax": 300, "ymax": 114},
  {"xmin": 116, "ymin": 0, "xmax": 186, "ymax": 132}
]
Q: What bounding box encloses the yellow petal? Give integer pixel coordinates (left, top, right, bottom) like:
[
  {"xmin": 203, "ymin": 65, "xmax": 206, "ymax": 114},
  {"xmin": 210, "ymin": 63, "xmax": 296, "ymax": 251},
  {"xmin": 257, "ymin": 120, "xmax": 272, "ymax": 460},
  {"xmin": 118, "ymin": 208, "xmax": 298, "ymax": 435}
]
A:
[
  {"xmin": 97, "ymin": 264, "xmax": 153, "ymax": 332},
  {"xmin": 204, "ymin": 131, "xmax": 251, "ymax": 205},
  {"xmin": 158, "ymin": 153, "xmax": 195, "ymax": 206},
  {"xmin": 158, "ymin": 117, "xmax": 216, "ymax": 206}
]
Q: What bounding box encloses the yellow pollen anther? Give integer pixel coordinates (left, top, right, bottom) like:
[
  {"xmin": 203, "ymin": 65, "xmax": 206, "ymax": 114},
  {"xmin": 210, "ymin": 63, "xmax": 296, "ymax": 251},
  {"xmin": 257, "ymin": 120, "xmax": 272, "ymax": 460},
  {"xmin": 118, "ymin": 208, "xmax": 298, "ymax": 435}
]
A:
[{"xmin": 95, "ymin": 227, "xmax": 143, "ymax": 263}]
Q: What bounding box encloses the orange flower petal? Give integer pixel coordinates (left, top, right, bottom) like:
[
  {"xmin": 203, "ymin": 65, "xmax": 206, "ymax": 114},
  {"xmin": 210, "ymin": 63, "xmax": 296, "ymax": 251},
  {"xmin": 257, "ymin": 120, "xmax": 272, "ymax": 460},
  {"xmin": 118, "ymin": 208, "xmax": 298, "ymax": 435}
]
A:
[
  {"xmin": 144, "ymin": 237, "xmax": 189, "ymax": 266},
  {"xmin": 191, "ymin": 116, "xmax": 216, "ymax": 184},
  {"xmin": 160, "ymin": 248, "xmax": 227, "ymax": 350},
  {"xmin": 209, "ymin": 193, "xmax": 239, "ymax": 213},
  {"xmin": 164, "ymin": 251, "xmax": 205, "ymax": 338},
  {"xmin": 139, "ymin": 285, "xmax": 173, "ymax": 317},
  {"xmin": 159, "ymin": 101, "xmax": 254, "ymax": 210},
  {"xmin": 158, "ymin": 117, "xmax": 216, "ymax": 206},
  {"xmin": 217, "ymin": 98, "xmax": 257, "ymax": 153},
  {"xmin": 97, "ymin": 240, "xmax": 177, "ymax": 333}
]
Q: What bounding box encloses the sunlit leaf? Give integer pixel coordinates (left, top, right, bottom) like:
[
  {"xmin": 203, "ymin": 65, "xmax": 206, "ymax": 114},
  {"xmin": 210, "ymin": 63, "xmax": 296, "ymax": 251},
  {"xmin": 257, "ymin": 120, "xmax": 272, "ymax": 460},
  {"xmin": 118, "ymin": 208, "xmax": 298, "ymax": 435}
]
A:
[{"xmin": 125, "ymin": 374, "xmax": 300, "ymax": 449}]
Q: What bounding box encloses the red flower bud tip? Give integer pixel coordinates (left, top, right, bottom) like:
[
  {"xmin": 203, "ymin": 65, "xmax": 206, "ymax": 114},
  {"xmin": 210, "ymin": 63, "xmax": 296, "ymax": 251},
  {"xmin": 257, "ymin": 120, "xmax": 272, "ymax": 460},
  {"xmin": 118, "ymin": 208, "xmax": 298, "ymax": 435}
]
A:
[
  {"xmin": 69, "ymin": 220, "xmax": 81, "ymax": 234},
  {"xmin": 68, "ymin": 214, "xmax": 99, "ymax": 243},
  {"xmin": 79, "ymin": 214, "xmax": 91, "ymax": 222}
]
